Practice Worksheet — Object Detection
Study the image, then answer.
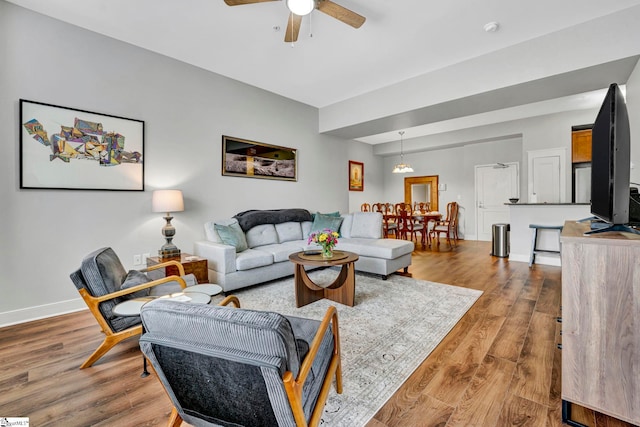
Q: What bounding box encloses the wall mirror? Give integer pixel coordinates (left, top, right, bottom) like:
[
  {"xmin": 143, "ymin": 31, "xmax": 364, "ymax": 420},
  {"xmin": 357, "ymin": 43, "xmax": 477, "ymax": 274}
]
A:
[{"xmin": 404, "ymin": 175, "xmax": 439, "ymax": 211}]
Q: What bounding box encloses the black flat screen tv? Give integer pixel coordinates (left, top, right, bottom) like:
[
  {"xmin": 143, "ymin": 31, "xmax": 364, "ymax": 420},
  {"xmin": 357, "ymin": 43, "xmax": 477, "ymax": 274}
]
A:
[{"xmin": 587, "ymin": 83, "xmax": 638, "ymax": 235}]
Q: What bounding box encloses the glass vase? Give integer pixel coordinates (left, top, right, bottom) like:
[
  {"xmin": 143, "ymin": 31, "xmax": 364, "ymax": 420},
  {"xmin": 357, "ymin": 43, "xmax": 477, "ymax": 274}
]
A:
[{"xmin": 321, "ymin": 245, "xmax": 334, "ymax": 259}]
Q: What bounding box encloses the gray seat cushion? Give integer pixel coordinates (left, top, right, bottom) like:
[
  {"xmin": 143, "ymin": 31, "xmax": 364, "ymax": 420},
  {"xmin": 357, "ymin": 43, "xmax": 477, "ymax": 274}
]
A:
[
  {"xmin": 257, "ymin": 242, "xmax": 307, "ymax": 263},
  {"xmin": 236, "ymin": 248, "xmax": 274, "ymax": 271},
  {"xmin": 337, "ymin": 237, "xmax": 414, "ymax": 259}
]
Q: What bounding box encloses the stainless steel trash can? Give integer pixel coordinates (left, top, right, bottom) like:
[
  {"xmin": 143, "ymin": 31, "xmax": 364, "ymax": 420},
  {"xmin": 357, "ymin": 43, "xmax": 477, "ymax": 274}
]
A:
[{"xmin": 491, "ymin": 223, "xmax": 510, "ymax": 257}]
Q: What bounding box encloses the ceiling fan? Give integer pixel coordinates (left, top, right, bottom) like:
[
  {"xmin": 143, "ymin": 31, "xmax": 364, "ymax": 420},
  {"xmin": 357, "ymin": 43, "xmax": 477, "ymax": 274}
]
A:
[{"xmin": 224, "ymin": 0, "xmax": 366, "ymax": 43}]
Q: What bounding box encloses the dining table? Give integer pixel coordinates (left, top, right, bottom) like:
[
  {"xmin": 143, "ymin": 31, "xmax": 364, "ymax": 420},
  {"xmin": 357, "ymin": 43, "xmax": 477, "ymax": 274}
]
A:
[{"xmin": 383, "ymin": 211, "xmax": 442, "ymax": 242}]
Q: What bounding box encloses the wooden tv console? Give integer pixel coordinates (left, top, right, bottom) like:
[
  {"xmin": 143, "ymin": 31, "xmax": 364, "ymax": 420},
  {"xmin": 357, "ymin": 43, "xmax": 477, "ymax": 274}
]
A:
[{"xmin": 560, "ymin": 220, "xmax": 640, "ymax": 425}]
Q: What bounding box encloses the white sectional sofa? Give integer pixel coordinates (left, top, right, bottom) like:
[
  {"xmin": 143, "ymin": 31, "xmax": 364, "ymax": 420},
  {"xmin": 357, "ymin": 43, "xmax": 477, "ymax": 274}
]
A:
[{"xmin": 193, "ymin": 209, "xmax": 414, "ymax": 292}]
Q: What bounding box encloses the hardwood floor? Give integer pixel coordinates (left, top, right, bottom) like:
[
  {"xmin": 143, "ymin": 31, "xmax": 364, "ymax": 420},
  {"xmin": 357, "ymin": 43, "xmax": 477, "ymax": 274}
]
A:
[{"xmin": 0, "ymin": 240, "xmax": 633, "ymax": 426}]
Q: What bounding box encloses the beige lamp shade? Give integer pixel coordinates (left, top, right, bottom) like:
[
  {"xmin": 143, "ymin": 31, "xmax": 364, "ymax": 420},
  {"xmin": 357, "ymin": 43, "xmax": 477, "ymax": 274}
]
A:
[{"xmin": 152, "ymin": 190, "xmax": 184, "ymax": 213}]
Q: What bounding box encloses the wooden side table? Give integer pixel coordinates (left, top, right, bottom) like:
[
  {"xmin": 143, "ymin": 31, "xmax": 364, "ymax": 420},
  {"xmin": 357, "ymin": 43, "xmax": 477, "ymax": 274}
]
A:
[
  {"xmin": 147, "ymin": 253, "xmax": 209, "ymax": 284},
  {"xmin": 288, "ymin": 250, "xmax": 359, "ymax": 307}
]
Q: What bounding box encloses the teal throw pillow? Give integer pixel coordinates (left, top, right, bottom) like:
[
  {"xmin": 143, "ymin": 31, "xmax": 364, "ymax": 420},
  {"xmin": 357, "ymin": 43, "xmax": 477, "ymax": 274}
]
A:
[
  {"xmin": 310, "ymin": 213, "xmax": 344, "ymax": 236},
  {"xmin": 214, "ymin": 221, "xmax": 248, "ymax": 252},
  {"xmin": 311, "ymin": 211, "xmax": 341, "ymax": 221}
]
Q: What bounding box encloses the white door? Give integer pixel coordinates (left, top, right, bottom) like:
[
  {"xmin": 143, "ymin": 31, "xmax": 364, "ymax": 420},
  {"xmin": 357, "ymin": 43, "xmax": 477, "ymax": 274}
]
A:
[
  {"xmin": 527, "ymin": 148, "xmax": 567, "ymax": 203},
  {"xmin": 475, "ymin": 163, "xmax": 519, "ymax": 241},
  {"xmin": 532, "ymin": 156, "xmax": 561, "ymax": 203}
]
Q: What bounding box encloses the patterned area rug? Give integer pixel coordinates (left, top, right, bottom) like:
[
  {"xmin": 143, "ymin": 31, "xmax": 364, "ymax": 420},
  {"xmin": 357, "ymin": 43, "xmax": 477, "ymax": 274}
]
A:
[{"xmin": 215, "ymin": 269, "xmax": 482, "ymax": 426}]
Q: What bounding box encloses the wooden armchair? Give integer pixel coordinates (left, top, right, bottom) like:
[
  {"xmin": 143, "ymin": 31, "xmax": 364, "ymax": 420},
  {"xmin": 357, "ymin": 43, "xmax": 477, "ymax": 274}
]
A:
[
  {"xmin": 430, "ymin": 201, "xmax": 459, "ymax": 247},
  {"xmin": 140, "ymin": 296, "xmax": 342, "ymax": 427},
  {"xmin": 69, "ymin": 247, "xmax": 190, "ymax": 369}
]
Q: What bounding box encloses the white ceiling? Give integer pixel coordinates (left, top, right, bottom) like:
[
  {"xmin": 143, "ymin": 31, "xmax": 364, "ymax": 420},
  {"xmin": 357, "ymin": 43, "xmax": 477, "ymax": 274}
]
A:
[{"xmin": 7, "ymin": 0, "xmax": 640, "ymax": 144}]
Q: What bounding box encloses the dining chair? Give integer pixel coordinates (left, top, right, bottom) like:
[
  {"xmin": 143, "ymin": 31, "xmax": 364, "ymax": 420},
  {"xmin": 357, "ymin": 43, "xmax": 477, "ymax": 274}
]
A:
[
  {"xmin": 371, "ymin": 203, "xmax": 395, "ymax": 237},
  {"xmin": 430, "ymin": 201, "xmax": 459, "ymax": 247},
  {"xmin": 383, "ymin": 203, "xmax": 395, "ymax": 215},
  {"xmin": 394, "ymin": 203, "xmax": 412, "ymax": 215},
  {"xmin": 360, "ymin": 203, "xmax": 371, "ymax": 212},
  {"xmin": 414, "ymin": 202, "xmax": 431, "ymax": 214},
  {"xmin": 397, "ymin": 207, "xmax": 426, "ymax": 247}
]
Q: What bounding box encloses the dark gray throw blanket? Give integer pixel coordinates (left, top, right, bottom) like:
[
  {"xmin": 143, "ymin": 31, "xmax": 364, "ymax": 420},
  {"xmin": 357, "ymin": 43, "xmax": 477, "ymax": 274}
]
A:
[{"xmin": 233, "ymin": 208, "xmax": 313, "ymax": 231}]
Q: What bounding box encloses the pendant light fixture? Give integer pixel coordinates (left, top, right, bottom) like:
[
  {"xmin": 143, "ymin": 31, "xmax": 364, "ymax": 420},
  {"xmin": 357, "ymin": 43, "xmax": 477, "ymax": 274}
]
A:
[{"xmin": 392, "ymin": 131, "xmax": 414, "ymax": 173}]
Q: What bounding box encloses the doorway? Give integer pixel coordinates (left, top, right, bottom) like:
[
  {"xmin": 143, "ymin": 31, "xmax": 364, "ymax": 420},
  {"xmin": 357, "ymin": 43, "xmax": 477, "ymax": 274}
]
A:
[
  {"xmin": 475, "ymin": 163, "xmax": 519, "ymax": 241},
  {"xmin": 404, "ymin": 176, "xmax": 439, "ymax": 211},
  {"xmin": 527, "ymin": 148, "xmax": 566, "ymax": 203}
]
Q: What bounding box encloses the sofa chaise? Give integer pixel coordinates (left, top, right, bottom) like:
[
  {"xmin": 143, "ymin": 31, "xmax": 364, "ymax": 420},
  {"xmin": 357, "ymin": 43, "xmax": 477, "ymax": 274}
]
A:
[{"xmin": 193, "ymin": 209, "xmax": 414, "ymax": 292}]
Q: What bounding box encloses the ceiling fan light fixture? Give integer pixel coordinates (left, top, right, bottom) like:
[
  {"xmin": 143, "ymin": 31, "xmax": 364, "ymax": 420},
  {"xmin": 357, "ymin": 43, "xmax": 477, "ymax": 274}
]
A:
[{"xmin": 286, "ymin": 0, "xmax": 315, "ymax": 16}]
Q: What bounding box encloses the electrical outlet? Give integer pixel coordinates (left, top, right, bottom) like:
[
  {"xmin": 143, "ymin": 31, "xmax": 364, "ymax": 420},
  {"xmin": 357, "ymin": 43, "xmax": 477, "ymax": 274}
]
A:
[
  {"xmin": 142, "ymin": 253, "xmax": 150, "ymax": 264},
  {"xmin": 133, "ymin": 254, "xmax": 142, "ymax": 265}
]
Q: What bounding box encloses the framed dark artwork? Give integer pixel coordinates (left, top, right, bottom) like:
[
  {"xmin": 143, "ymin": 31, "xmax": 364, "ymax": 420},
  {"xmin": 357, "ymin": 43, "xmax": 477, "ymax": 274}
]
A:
[
  {"xmin": 222, "ymin": 135, "xmax": 297, "ymax": 181},
  {"xmin": 349, "ymin": 160, "xmax": 364, "ymax": 191},
  {"xmin": 19, "ymin": 99, "xmax": 144, "ymax": 191}
]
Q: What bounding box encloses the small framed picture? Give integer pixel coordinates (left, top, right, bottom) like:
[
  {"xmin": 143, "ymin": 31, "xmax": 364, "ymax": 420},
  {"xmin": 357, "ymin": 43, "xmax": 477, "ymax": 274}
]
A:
[{"xmin": 349, "ymin": 160, "xmax": 364, "ymax": 191}]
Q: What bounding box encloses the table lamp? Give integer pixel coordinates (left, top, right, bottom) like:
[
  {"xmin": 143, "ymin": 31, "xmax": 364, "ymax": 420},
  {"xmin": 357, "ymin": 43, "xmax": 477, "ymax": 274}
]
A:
[{"xmin": 152, "ymin": 189, "xmax": 184, "ymax": 259}]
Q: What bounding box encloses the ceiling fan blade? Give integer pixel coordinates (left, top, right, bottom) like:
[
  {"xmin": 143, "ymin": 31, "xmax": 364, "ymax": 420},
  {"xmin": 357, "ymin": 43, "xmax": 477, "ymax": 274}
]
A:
[
  {"xmin": 317, "ymin": 0, "xmax": 365, "ymax": 28},
  {"xmin": 284, "ymin": 13, "xmax": 302, "ymax": 42},
  {"xmin": 224, "ymin": 0, "xmax": 279, "ymax": 6}
]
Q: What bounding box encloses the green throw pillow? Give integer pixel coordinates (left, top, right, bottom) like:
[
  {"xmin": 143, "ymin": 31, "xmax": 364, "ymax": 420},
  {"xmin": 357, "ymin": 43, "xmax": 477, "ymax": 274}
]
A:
[
  {"xmin": 214, "ymin": 221, "xmax": 248, "ymax": 252},
  {"xmin": 311, "ymin": 211, "xmax": 340, "ymax": 221},
  {"xmin": 310, "ymin": 213, "xmax": 344, "ymax": 236}
]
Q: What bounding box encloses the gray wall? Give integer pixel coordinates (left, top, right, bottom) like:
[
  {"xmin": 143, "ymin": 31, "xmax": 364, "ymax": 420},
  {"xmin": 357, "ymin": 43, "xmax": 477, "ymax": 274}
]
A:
[
  {"xmin": 626, "ymin": 59, "xmax": 640, "ymax": 185},
  {"xmin": 376, "ymin": 108, "xmax": 601, "ymax": 238},
  {"xmin": 382, "ymin": 137, "xmax": 522, "ymax": 238},
  {"xmin": 347, "ymin": 141, "xmax": 384, "ymax": 212},
  {"xmin": 0, "ymin": 2, "xmax": 350, "ymax": 324}
]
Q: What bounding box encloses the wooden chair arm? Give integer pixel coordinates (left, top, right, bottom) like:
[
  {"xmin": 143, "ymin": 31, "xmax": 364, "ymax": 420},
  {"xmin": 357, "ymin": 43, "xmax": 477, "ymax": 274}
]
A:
[
  {"xmin": 297, "ymin": 305, "xmax": 339, "ymax": 385},
  {"xmin": 283, "ymin": 305, "xmax": 341, "ymax": 426},
  {"xmin": 140, "ymin": 260, "xmax": 186, "ymax": 276},
  {"xmin": 79, "ymin": 275, "xmax": 188, "ymax": 305},
  {"xmin": 218, "ymin": 295, "xmax": 241, "ymax": 308}
]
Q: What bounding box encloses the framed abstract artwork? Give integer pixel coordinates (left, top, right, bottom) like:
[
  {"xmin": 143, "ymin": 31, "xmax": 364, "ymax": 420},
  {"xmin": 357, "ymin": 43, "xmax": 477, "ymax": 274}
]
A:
[
  {"xmin": 222, "ymin": 135, "xmax": 297, "ymax": 182},
  {"xmin": 349, "ymin": 160, "xmax": 364, "ymax": 191},
  {"xmin": 19, "ymin": 99, "xmax": 145, "ymax": 191}
]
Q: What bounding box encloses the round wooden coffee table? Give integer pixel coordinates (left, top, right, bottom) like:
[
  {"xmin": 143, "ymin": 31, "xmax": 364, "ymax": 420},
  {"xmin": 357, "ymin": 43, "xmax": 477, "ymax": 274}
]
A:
[{"xmin": 288, "ymin": 250, "xmax": 359, "ymax": 307}]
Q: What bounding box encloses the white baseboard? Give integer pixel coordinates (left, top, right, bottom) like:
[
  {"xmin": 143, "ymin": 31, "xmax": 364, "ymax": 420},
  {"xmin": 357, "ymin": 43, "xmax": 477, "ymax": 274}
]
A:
[
  {"xmin": 509, "ymin": 252, "xmax": 561, "ymax": 267},
  {"xmin": 0, "ymin": 298, "xmax": 87, "ymax": 328}
]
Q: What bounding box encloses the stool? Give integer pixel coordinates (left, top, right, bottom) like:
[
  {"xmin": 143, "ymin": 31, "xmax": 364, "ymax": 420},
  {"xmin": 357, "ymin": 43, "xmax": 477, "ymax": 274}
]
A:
[{"xmin": 529, "ymin": 224, "xmax": 563, "ymax": 267}]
